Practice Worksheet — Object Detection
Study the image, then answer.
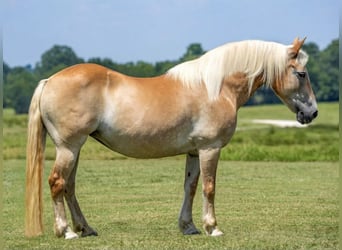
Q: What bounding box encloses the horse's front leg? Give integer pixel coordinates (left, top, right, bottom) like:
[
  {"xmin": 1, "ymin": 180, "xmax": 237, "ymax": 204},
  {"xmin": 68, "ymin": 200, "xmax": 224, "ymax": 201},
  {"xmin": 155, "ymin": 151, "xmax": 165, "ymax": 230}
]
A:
[
  {"xmin": 199, "ymin": 147, "xmax": 223, "ymax": 236},
  {"xmin": 179, "ymin": 153, "xmax": 201, "ymax": 235}
]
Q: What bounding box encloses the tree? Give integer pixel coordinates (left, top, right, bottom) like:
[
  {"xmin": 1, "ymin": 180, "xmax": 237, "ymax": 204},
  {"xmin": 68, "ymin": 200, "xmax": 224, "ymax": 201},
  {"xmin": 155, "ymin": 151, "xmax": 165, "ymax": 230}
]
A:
[
  {"xmin": 155, "ymin": 60, "xmax": 177, "ymax": 75},
  {"xmin": 35, "ymin": 45, "xmax": 84, "ymax": 78},
  {"xmin": 4, "ymin": 67, "xmax": 37, "ymax": 113},
  {"xmin": 180, "ymin": 43, "xmax": 205, "ymax": 61},
  {"xmin": 128, "ymin": 61, "xmax": 156, "ymax": 77},
  {"xmin": 3, "ymin": 62, "xmax": 11, "ymax": 79},
  {"xmin": 317, "ymin": 39, "xmax": 339, "ymax": 101}
]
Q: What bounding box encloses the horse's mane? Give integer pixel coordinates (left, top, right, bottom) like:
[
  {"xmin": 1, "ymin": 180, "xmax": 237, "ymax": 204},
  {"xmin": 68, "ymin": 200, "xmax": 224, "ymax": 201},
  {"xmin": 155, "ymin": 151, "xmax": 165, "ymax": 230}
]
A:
[{"xmin": 167, "ymin": 40, "xmax": 308, "ymax": 100}]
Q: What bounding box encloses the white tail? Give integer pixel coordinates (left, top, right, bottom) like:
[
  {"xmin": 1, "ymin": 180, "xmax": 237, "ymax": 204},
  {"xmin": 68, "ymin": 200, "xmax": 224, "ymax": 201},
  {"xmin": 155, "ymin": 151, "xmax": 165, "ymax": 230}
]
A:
[{"xmin": 25, "ymin": 80, "xmax": 47, "ymax": 237}]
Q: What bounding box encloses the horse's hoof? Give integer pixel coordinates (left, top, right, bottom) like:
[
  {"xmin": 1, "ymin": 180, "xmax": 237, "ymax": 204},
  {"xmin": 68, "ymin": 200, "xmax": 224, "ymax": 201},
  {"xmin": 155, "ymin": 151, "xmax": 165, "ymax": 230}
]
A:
[
  {"xmin": 81, "ymin": 228, "xmax": 98, "ymax": 237},
  {"xmin": 209, "ymin": 228, "xmax": 224, "ymax": 237},
  {"xmin": 64, "ymin": 227, "xmax": 79, "ymax": 240},
  {"xmin": 182, "ymin": 227, "xmax": 201, "ymax": 235}
]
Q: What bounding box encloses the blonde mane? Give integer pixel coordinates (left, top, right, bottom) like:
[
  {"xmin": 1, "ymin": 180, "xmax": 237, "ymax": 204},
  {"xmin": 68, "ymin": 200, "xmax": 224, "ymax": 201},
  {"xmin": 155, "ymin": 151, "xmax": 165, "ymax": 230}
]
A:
[{"xmin": 167, "ymin": 40, "xmax": 308, "ymax": 100}]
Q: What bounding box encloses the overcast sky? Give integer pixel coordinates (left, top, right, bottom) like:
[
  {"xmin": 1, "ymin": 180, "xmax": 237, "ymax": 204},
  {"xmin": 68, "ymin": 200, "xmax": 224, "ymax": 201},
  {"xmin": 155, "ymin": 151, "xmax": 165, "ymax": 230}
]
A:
[{"xmin": 2, "ymin": 0, "xmax": 339, "ymax": 67}]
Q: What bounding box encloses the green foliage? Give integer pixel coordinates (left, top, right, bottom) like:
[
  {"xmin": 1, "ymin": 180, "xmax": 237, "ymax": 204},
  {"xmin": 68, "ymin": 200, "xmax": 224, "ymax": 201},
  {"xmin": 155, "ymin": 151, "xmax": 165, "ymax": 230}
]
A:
[
  {"xmin": 3, "ymin": 66, "xmax": 37, "ymax": 114},
  {"xmin": 35, "ymin": 45, "xmax": 84, "ymax": 78},
  {"xmin": 3, "ymin": 40, "xmax": 339, "ymax": 114},
  {"xmin": 155, "ymin": 60, "xmax": 177, "ymax": 75},
  {"xmin": 316, "ymin": 39, "xmax": 339, "ymax": 100},
  {"xmin": 180, "ymin": 43, "xmax": 205, "ymax": 61}
]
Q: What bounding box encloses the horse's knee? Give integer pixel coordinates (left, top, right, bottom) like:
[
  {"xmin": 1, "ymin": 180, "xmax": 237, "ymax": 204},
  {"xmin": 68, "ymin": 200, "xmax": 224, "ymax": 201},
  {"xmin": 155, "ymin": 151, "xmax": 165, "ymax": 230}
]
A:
[{"xmin": 48, "ymin": 172, "xmax": 65, "ymax": 198}]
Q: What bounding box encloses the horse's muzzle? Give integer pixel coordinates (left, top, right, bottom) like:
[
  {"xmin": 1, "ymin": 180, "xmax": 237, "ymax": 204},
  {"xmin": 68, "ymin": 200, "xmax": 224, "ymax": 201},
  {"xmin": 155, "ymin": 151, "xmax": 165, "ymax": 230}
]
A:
[{"xmin": 296, "ymin": 109, "xmax": 318, "ymax": 124}]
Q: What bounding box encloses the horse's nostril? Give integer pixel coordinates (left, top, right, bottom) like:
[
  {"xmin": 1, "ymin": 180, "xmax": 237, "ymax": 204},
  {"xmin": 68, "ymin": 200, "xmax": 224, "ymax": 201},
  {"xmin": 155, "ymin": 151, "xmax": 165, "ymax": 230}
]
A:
[{"xmin": 312, "ymin": 110, "xmax": 318, "ymax": 118}]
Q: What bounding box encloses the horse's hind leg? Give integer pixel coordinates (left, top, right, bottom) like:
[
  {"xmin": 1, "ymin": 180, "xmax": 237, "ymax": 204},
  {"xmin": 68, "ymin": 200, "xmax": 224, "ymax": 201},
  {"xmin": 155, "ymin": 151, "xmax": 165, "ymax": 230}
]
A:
[
  {"xmin": 179, "ymin": 153, "xmax": 201, "ymax": 235},
  {"xmin": 64, "ymin": 152, "xmax": 98, "ymax": 237},
  {"xmin": 48, "ymin": 145, "xmax": 80, "ymax": 239}
]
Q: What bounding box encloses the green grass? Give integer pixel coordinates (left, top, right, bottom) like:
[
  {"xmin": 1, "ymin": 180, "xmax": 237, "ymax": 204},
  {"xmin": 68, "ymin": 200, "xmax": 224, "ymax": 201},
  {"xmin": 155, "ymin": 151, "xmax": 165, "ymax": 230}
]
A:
[
  {"xmin": 3, "ymin": 159, "xmax": 338, "ymax": 249},
  {"xmin": 224, "ymin": 102, "xmax": 339, "ymax": 161}
]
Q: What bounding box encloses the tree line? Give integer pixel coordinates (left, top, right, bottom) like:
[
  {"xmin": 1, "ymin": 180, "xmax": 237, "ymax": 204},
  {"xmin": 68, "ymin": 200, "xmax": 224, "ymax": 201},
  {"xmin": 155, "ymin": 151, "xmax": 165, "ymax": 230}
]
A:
[{"xmin": 3, "ymin": 39, "xmax": 338, "ymax": 114}]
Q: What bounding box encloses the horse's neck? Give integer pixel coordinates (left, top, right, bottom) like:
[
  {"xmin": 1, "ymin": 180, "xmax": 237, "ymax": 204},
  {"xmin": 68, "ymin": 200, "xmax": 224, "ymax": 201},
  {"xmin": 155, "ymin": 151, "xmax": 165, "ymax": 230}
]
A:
[{"xmin": 221, "ymin": 73, "xmax": 264, "ymax": 109}]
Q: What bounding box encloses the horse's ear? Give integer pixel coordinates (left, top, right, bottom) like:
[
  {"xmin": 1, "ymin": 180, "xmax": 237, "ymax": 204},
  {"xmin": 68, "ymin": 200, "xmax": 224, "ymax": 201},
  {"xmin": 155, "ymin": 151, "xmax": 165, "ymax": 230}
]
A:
[{"xmin": 288, "ymin": 37, "xmax": 306, "ymax": 58}]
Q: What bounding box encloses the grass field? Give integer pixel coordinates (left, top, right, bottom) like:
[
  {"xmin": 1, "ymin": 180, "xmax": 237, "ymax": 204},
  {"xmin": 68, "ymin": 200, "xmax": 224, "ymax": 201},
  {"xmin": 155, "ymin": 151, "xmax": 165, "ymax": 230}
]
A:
[
  {"xmin": 3, "ymin": 102, "xmax": 339, "ymax": 249},
  {"xmin": 3, "ymin": 160, "xmax": 338, "ymax": 249}
]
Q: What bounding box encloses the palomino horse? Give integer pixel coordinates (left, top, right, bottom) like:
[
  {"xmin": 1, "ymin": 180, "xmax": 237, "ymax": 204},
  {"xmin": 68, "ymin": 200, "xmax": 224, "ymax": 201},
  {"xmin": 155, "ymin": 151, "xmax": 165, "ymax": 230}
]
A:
[{"xmin": 25, "ymin": 38, "xmax": 318, "ymax": 239}]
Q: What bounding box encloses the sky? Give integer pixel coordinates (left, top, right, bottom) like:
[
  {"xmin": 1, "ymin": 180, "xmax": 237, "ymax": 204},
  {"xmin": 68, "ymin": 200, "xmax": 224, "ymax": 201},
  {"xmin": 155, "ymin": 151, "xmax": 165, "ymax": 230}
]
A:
[{"xmin": 2, "ymin": 0, "xmax": 339, "ymax": 67}]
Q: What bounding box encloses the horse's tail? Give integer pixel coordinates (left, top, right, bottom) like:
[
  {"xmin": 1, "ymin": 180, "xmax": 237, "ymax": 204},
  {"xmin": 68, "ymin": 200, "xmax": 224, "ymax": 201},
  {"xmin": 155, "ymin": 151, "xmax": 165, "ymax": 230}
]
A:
[{"xmin": 25, "ymin": 79, "xmax": 48, "ymax": 237}]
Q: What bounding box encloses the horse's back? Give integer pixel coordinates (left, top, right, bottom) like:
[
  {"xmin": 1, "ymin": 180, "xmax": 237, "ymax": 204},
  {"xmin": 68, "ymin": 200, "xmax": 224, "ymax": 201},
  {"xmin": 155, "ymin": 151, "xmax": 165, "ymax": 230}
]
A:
[{"xmin": 48, "ymin": 63, "xmax": 124, "ymax": 87}]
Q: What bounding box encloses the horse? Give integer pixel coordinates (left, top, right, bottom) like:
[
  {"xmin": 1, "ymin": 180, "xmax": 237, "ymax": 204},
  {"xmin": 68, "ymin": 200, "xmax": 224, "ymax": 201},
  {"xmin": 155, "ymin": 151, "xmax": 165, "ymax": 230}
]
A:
[{"xmin": 25, "ymin": 37, "xmax": 318, "ymax": 239}]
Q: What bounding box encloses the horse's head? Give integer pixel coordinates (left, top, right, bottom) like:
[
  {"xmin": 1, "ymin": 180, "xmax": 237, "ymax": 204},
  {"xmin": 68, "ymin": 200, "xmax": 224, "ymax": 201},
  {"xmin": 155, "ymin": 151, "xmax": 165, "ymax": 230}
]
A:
[{"xmin": 273, "ymin": 37, "xmax": 318, "ymax": 124}]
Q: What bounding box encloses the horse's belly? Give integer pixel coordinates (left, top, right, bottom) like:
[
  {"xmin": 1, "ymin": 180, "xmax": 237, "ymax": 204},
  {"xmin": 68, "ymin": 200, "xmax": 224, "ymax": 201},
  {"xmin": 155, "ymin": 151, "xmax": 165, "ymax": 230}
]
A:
[{"xmin": 91, "ymin": 129, "xmax": 195, "ymax": 159}]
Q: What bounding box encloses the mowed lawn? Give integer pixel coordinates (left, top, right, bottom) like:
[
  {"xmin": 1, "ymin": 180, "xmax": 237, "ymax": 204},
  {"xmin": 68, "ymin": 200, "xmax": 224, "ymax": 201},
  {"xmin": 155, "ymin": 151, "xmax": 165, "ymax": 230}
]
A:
[
  {"xmin": 3, "ymin": 102, "xmax": 339, "ymax": 249},
  {"xmin": 3, "ymin": 160, "xmax": 338, "ymax": 249}
]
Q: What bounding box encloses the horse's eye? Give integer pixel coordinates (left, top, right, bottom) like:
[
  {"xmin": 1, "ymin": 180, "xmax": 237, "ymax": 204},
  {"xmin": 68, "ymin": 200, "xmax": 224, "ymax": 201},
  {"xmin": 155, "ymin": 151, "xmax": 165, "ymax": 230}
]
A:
[{"xmin": 294, "ymin": 71, "xmax": 306, "ymax": 79}]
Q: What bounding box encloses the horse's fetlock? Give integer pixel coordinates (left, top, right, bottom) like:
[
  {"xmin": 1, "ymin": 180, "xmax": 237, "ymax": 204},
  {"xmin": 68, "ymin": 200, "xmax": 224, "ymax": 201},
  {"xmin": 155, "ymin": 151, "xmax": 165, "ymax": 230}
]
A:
[{"xmin": 54, "ymin": 223, "xmax": 67, "ymax": 237}]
